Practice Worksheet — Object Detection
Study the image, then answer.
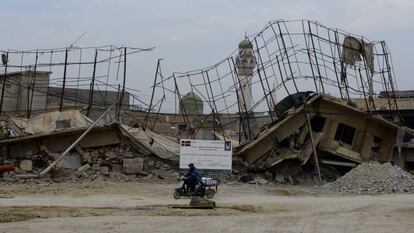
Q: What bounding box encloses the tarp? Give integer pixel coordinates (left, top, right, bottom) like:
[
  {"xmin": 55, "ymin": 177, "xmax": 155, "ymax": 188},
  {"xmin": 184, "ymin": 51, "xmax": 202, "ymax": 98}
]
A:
[
  {"xmin": 10, "ymin": 110, "xmax": 93, "ymax": 135},
  {"xmin": 342, "ymin": 36, "xmax": 374, "ymax": 75}
]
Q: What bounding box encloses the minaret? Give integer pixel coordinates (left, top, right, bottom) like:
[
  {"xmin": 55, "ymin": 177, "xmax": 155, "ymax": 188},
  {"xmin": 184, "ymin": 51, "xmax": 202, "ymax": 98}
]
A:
[{"xmin": 235, "ymin": 37, "xmax": 256, "ymax": 113}]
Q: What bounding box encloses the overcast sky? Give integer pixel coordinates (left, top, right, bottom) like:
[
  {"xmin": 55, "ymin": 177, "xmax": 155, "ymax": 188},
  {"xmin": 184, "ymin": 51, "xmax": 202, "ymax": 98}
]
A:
[{"xmin": 1, "ymin": 0, "xmax": 413, "ymax": 108}]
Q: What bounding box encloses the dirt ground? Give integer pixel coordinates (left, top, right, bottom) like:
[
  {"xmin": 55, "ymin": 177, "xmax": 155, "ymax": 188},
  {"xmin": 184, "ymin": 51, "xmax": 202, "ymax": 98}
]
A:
[{"xmin": 0, "ymin": 180, "xmax": 413, "ymax": 233}]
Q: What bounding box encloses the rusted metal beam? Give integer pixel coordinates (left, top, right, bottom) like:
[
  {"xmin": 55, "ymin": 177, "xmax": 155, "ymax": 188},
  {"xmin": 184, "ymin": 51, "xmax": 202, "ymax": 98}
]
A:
[
  {"xmin": 144, "ymin": 58, "xmax": 162, "ymax": 130},
  {"xmin": 304, "ymin": 105, "xmax": 322, "ymax": 183},
  {"xmin": 117, "ymin": 47, "xmax": 127, "ymax": 121},
  {"xmin": 0, "ymin": 52, "xmax": 8, "ymax": 114},
  {"xmin": 27, "ymin": 50, "xmax": 39, "ymax": 118},
  {"xmin": 86, "ymin": 49, "xmax": 98, "ymax": 116},
  {"xmin": 59, "ymin": 49, "xmax": 69, "ymax": 112}
]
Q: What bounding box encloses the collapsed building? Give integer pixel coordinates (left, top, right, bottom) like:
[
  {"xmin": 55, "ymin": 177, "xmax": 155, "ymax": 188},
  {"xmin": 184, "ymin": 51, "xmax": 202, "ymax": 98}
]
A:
[
  {"xmin": 138, "ymin": 19, "xmax": 414, "ymax": 181},
  {"xmin": 0, "ymin": 109, "xmax": 180, "ymax": 180},
  {"xmin": 0, "ymin": 20, "xmax": 413, "ymax": 182},
  {"xmin": 234, "ymin": 93, "xmax": 413, "ymax": 181}
]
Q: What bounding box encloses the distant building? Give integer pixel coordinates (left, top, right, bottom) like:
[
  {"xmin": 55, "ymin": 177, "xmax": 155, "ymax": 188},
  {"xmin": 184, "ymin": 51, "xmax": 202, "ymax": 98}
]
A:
[
  {"xmin": 47, "ymin": 86, "xmax": 130, "ymax": 110},
  {"xmin": 0, "ymin": 71, "xmax": 49, "ymax": 114},
  {"xmin": 0, "ymin": 71, "xmax": 130, "ymax": 116}
]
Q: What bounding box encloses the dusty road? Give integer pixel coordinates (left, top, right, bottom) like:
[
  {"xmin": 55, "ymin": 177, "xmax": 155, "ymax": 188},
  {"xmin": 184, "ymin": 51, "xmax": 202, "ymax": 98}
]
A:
[{"xmin": 0, "ymin": 181, "xmax": 413, "ymax": 233}]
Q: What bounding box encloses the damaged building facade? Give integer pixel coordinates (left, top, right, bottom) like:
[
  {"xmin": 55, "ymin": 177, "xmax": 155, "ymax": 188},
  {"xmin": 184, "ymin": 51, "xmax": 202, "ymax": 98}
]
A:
[
  {"xmin": 142, "ymin": 19, "xmax": 414, "ymax": 179},
  {"xmin": 0, "ymin": 20, "xmax": 413, "ymax": 181},
  {"xmin": 0, "ymin": 109, "xmax": 179, "ymax": 180},
  {"xmin": 235, "ymin": 93, "xmax": 411, "ymax": 181},
  {"xmin": 0, "ymin": 71, "xmax": 50, "ymax": 115}
]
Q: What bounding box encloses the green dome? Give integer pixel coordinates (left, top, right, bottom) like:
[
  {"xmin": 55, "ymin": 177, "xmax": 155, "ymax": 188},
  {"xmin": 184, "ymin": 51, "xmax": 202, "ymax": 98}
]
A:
[
  {"xmin": 180, "ymin": 91, "xmax": 203, "ymax": 114},
  {"xmin": 238, "ymin": 38, "xmax": 253, "ymax": 49}
]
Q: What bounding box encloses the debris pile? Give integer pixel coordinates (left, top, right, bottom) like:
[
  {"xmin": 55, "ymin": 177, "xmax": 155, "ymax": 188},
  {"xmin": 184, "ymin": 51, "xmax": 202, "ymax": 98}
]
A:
[
  {"xmin": 234, "ymin": 93, "xmax": 413, "ymax": 185},
  {"xmin": 69, "ymin": 145, "xmax": 177, "ymax": 182},
  {"xmin": 324, "ymin": 162, "xmax": 414, "ymax": 195},
  {"xmin": 4, "ymin": 144, "xmax": 178, "ymax": 183},
  {"xmin": 0, "ymin": 109, "xmax": 181, "ymax": 182},
  {"xmin": 231, "ymin": 167, "xmax": 323, "ymax": 186}
]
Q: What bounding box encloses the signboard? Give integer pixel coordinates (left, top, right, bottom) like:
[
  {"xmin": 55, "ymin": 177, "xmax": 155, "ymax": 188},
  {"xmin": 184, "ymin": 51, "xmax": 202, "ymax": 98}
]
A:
[{"xmin": 179, "ymin": 139, "xmax": 232, "ymax": 170}]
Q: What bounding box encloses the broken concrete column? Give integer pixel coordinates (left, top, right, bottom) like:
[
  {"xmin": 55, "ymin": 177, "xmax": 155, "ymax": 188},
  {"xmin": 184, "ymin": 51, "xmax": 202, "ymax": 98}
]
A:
[
  {"xmin": 74, "ymin": 145, "xmax": 85, "ymax": 156},
  {"xmin": 123, "ymin": 158, "xmax": 144, "ymax": 174},
  {"xmin": 20, "ymin": 160, "xmax": 33, "ymax": 172}
]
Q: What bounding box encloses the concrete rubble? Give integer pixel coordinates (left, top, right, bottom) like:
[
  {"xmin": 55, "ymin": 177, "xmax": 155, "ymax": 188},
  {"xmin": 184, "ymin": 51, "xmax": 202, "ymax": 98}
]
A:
[
  {"xmin": 19, "ymin": 160, "xmax": 33, "ymax": 172},
  {"xmin": 324, "ymin": 161, "xmax": 414, "ymax": 195},
  {"xmin": 0, "ymin": 110, "xmax": 180, "ymax": 182},
  {"xmin": 234, "ymin": 92, "xmax": 414, "ymax": 184},
  {"xmin": 123, "ymin": 158, "xmax": 144, "ymax": 175},
  {"xmin": 1, "ymin": 95, "xmax": 414, "ymax": 192}
]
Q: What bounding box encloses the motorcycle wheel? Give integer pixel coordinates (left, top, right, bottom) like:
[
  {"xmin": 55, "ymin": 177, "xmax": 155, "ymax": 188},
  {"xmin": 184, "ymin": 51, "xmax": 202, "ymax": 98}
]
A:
[
  {"xmin": 205, "ymin": 189, "xmax": 215, "ymax": 199},
  {"xmin": 173, "ymin": 191, "xmax": 181, "ymax": 199}
]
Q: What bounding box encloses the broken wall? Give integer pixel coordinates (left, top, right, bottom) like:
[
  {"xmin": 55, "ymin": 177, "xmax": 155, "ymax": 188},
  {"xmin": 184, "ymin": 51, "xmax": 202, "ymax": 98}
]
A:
[
  {"xmin": 5, "ymin": 124, "xmax": 121, "ymax": 158},
  {"xmin": 315, "ymin": 99, "xmax": 397, "ymax": 162},
  {"xmin": 236, "ymin": 95, "xmax": 400, "ymax": 173}
]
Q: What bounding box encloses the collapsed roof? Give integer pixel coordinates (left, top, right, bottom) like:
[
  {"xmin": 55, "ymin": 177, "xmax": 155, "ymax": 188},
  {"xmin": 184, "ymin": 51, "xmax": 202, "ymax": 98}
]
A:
[{"xmin": 235, "ymin": 94, "xmax": 413, "ymax": 173}]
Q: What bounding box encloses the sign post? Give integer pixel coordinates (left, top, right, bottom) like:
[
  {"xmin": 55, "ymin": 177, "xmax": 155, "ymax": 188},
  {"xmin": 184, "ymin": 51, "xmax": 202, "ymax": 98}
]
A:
[{"xmin": 180, "ymin": 139, "xmax": 232, "ymax": 175}]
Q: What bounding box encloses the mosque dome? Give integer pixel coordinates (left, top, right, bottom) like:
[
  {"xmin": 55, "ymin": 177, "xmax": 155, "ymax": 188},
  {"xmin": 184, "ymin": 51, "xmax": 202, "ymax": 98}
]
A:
[{"xmin": 238, "ymin": 38, "xmax": 253, "ymax": 49}]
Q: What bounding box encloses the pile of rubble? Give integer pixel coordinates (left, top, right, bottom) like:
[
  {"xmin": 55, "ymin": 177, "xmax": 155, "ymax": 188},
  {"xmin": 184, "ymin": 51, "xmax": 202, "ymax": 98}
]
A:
[
  {"xmin": 324, "ymin": 162, "xmax": 414, "ymax": 195},
  {"xmin": 234, "ymin": 93, "xmax": 414, "ymax": 186},
  {"xmin": 70, "ymin": 145, "xmax": 178, "ymax": 182},
  {"xmin": 0, "ymin": 109, "xmax": 181, "ymax": 183},
  {"xmin": 6, "ymin": 145, "xmax": 179, "ymax": 183}
]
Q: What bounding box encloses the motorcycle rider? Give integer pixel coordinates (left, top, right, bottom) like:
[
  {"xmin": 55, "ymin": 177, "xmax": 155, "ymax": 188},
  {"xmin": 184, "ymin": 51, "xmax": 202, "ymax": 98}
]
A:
[{"xmin": 184, "ymin": 163, "xmax": 198, "ymax": 193}]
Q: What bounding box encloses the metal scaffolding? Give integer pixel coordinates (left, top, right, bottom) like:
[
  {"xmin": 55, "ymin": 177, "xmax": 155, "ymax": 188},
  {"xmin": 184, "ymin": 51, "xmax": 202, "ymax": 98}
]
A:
[
  {"xmin": 0, "ymin": 45, "xmax": 154, "ymax": 118},
  {"xmin": 0, "ymin": 20, "xmax": 401, "ymax": 141},
  {"xmin": 147, "ymin": 19, "xmax": 400, "ymax": 140}
]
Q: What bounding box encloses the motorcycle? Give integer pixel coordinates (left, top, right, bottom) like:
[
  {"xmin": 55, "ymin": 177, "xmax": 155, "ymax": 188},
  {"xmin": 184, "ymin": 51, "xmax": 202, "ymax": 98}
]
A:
[{"xmin": 173, "ymin": 177, "xmax": 219, "ymax": 199}]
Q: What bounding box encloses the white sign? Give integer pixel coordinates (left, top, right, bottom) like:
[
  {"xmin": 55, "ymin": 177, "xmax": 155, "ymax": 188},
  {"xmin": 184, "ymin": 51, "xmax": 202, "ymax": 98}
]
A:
[{"xmin": 179, "ymin": 140, "xmax": 232, "ymax": 170}]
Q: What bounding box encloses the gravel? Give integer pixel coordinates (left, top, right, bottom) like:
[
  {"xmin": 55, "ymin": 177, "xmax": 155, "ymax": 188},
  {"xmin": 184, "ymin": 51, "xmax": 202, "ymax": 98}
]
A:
[{"xmin": 324, "ymin": 161, "xmax": 414, "ymax": 195}]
